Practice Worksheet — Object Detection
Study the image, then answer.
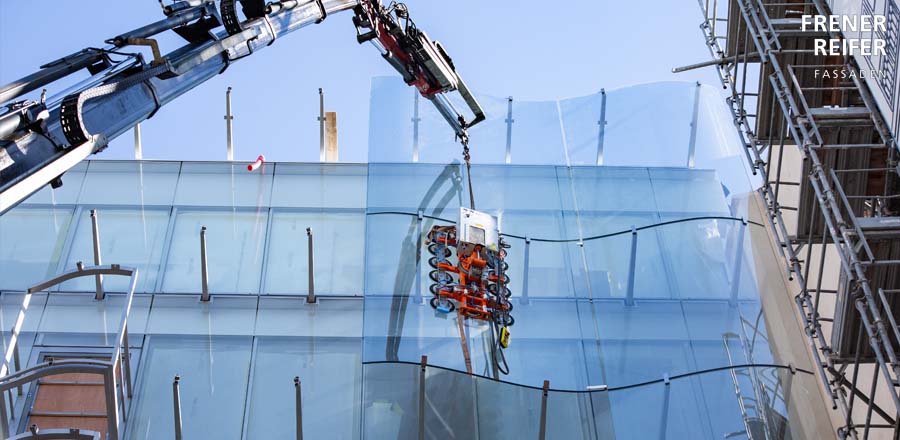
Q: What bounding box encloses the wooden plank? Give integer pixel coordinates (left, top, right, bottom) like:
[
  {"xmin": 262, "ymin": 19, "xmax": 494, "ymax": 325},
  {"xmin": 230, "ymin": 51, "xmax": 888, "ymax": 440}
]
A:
[{"xmin": 325, "ymin": 111, "xmax": 338, "ymax": 162}]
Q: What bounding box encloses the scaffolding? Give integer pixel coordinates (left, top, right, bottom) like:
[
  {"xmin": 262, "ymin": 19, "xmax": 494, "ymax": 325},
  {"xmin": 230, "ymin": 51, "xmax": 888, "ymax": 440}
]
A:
[{"xmin": 686, "ymin": 0, "xmax": 900, "ymax": 437}]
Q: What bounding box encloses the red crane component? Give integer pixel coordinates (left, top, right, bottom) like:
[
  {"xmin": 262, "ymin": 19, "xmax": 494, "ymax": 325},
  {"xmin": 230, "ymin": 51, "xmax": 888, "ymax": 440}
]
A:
[{"xmin": 426, "ymin": 216, "xmax": 514, "ymax": 329}]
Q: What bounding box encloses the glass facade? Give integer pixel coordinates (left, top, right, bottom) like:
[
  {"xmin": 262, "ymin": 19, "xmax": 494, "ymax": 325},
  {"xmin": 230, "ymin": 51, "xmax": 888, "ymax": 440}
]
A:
[{"xmin": 0, "ymin": 82, "xmax": 820, "ymax": 439}]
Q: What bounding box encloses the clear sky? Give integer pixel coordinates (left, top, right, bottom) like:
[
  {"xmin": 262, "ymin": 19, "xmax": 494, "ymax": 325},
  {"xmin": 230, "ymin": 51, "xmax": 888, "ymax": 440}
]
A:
[{"xmin": 0, "ymin": 1, "xmax": 721, "ymax": 163}]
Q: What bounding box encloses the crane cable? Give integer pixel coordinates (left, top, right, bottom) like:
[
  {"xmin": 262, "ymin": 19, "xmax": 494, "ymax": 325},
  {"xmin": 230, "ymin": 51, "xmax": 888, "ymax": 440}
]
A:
[{"xmin": 460, "ymin": 127, "xmax": 475, "ymax": 210}]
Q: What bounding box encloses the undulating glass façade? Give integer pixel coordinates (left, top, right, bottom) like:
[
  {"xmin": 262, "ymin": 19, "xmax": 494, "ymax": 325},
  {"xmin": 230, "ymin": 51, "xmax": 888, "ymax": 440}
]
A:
[{"xmin": 0, "ymin": 158, "xmax": 817, "ymax": 439}]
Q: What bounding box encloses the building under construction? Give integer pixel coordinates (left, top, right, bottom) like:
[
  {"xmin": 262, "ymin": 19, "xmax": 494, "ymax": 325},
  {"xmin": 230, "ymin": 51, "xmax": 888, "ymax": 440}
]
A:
[{"xmin": 0, "ymin": 0, "xmax": 899, "ymax": 439}]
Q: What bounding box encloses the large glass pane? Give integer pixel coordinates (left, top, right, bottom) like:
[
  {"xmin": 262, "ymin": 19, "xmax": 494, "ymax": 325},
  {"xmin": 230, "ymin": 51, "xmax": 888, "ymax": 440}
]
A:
[
  {"xmin": 508, "ymin": 100, "xmax": 566, "ymax": 165},
  {"xmin": 270, "ymin": 163, "xmax": 367, "ymax": 209},
  {"xmin": 255, "ymin": 297, "xmax": 363, "ymax": 338},
  {"xmin": 649, "ymin": 168, "xmax": 730, "ymax": 215},
  {"xmin": 366, "ymin": 163, "xmax": 463, "ymax": 214},
  {"xmin": 362, "ymin": 362, "xmax": 419, "ymax": 439},
  {"xmin": 362, "ymin": 296, "xmax": 493, "ymax": 373},
  {"xmin": 60, "ymin": 208, "xmax": 169, "ymax": 293},
  {"xmin": 657, "ymin": 217, "xmax": 737, "ymax": 299},
  {"xmin": 602, "ymin": 82, "xmax": 696, "ymax": 167},
  {"xmin": 246, "ymin": 338, "xmax": 361, "ymax": 439},
  {"xmin": 173, "ymin": 162, "xmax": 273, "ymax": 208},
  {"xmin": 0, "ymin": 206, "xmax": 74, "ymax": 290},
  {"xmin": 580, "ymin": 223, "xmax": 670, "ymax": 299},
  {"xmin": 364, "ymin": 214, "xmax": 421, "ymax": 297},
  {"xmin": 569, "ymin": 167, "xmax": 658, "ymax": 219},
  {"xmin": 127, "ymin": 335, "xmax": 252, "ymax": 440},
  {"xmin": 264, "ymin": 211, "xmax": 364, "ymax": 295},
  {"xmin": 38, "ymin": 293, "xmax": 151, "ymax": 339},
  {"xmin": 145, "ymin": 295, "xmax": 257, "ymax": 336},
  {"xmin": 162, "ymin": 209, "xmax": 268, "ymax": 294},
  {"xmin": 22, "ymin": 161, "xmax": 87, "ymax": 205},
  {"xmin": 560, "ymin": 92, "xmax": 606, "ymax": 166},
  {"xmin": 77, "ymin": 161, "xmax": 179, "ymax": 206}
]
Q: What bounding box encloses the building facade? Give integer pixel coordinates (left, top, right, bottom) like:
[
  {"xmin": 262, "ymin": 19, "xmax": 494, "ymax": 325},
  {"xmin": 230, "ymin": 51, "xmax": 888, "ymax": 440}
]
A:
[{"xmin": 0, "ymin": 82, "xmax": 832, "ymax": 438}]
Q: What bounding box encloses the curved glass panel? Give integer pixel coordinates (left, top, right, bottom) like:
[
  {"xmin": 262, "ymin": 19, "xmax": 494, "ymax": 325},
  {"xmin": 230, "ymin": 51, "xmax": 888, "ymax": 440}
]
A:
[{"xmin": 362, "ymin": 361, "xmax": 817, "ymax": 440}]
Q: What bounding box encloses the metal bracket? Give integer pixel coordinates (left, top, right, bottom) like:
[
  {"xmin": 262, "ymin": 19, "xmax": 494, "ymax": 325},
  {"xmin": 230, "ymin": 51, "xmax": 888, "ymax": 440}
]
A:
[
  {"xmin": 314, "ymin": 0, "xmax": 327, "ymax": 23},
  {"xmin": 173, "ymin": 375, "xmax": 183, "ymax": 440},
  {"xmin": 200, "ymin": 226, "xmax": 210, "ymax": 301},
  {"xmin": 306, "ymin": 228, "xmax": 316, "ymax": 304}
]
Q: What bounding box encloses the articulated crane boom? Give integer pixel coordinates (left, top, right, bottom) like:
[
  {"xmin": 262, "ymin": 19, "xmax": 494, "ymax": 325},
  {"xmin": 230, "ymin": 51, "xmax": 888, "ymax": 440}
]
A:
[{"xmin": 0, "ymin": 0, "xmax": 485, "ymax": 214}]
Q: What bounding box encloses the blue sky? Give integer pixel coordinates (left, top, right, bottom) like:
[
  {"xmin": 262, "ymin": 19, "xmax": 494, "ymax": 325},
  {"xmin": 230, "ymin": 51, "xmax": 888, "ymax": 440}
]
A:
[{"xmin": 0, "ymin": 1, "xmax": 721, "ymax": 162}]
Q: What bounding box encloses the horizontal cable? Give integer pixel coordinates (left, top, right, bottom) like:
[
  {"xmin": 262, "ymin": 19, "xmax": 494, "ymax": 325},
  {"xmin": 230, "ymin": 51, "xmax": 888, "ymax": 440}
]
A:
[
  {"xmin": 367, "ymin": 211, "xmax": 764, "ymax": 243},
  {"xmin": 362, "ymin": 359, "xmax": 813, "ymax": 393}
]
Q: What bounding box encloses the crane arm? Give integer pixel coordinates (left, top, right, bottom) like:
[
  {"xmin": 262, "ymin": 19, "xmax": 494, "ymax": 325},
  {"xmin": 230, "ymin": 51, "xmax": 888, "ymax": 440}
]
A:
[{"xmin": 0, "ymin": 0, "xmax": 485, "ymax": 214}]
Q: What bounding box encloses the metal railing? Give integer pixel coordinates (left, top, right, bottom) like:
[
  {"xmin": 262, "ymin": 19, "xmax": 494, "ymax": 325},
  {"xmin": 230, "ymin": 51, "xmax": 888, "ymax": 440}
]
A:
[{"xmin": 0, "ymin": 264, "xmax": 139, "ymax": 439}]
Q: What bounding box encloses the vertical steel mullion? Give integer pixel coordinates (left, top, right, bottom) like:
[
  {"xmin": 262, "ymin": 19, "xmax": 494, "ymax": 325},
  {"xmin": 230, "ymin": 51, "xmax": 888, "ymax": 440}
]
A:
[
  {"xmin": 318, "ymin": 88, "xmax": 325, "ymax": 162},
  {"xmin": 625, "ymin": 226, "xmax": 637, "ymax": 307},
  {"xmin": 418, "ymin": 356, "xmax": 426, "ymax": 440},
  {"xmin": 538, "ymin": 380, "xmax": 550, "ymax": 440},
  {"xmin": 258, "ymin": 207, "xmax": 275, "ymax": 295},
  {"xmin": 659, "ymin": 375, "xmax": 671, "ymax": 440},
  {"xmin": 295, "ymin": 376, "xmax": 303, "ymax": 440},
  {"xmin": 687, "ymin": 82, "xmax": 701, "ymax": 168},
  {"xmin": 173, "ymin": 375, "xmax": 183, "ymax": 440},
  {"xmin": 306, "ymin": 227, "xmax": 316, "ymax": 304},
  {"xmin": 505, "ymin": 97, "xmax": 514, "ymax": 164},
  {"xmin": 154, "ymin": 204, "xmax": 179, "ymax": 294},
  {"xmin": 200, "ymin": 225, "xmax": 210, "ymax": 301},
  {"xmin": 226, "ymin": 87, "xmax": 234, "ymax": 161},
  {"xmin": 596, "ymin": 90, "xmax": 607, "ymax": 166},
  {"xmin": 240, "ymin": 336, "xmax": 259, "ymax": 440},
  {"xmin": 90, "ymin": 209, "xmax": 104, "ymax": 300},
  {"xmin": 55, "ymin": 205, "xmax": 84, "ymax": 277}
]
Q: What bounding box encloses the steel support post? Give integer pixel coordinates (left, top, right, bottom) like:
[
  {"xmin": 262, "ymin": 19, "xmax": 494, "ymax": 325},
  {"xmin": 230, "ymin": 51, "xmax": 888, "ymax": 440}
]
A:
[
  {"xmin": 538, "ymin": 380, "xmax": 550, "ymax": 440},
  {"xmin": 505, "ymin": 97, "xmax": 514, "ymax": 164},
  {"xmin": 418, "ymin": 356, "xmax": 427, "ymax": 440},
  {"xmin": 173, "ymin": 375, "xmax": 183, "ymax": 440},
  {"xmin": 318, "ymin": 88, "xmax": 325, "ymax": 162},
  {"xmin": 0, "ymin": 385, "xmax": 9, "ymax": 439},
  {"xmin": 687, "ymin": 82, "xmax": 701, "ymax": 168},
  {"xmin": 225, "ymin": 87, "xmax": 234, "ymax": 161},
  {"xmin": 200, "ymin": 226, "xmax": 210, "ymax": 301},
  {"xmin": 306, "ymin": 228, "xmax": 316, "ymax": 304},
  {"xmin": 294, "ymin": 376, "xmax": 303, "ymax": 440},
  {"xmin": 12, "ymin": 346, "xmax": 21, "ymax": 397},
  {"xmin": 596, "ymin": 89, "xmax": 607, "ymax": 166},
  {"xmin": 659, "ymin": 374, "xmax": 671, "ymax": 440},
  {"xmin": 626, "ymin": 226, "xmax": 637, "ymax": 306},
  {"xmin": 104, "ymin": 367, "xmax": 120, "ymax": 440},
  {"xmin": 123, "ymin": 325, "xmax": 133, "ymax": 398},
  {"xmin": 90, "ymin": 209, "xmax": 104, "ymax": 300}
]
